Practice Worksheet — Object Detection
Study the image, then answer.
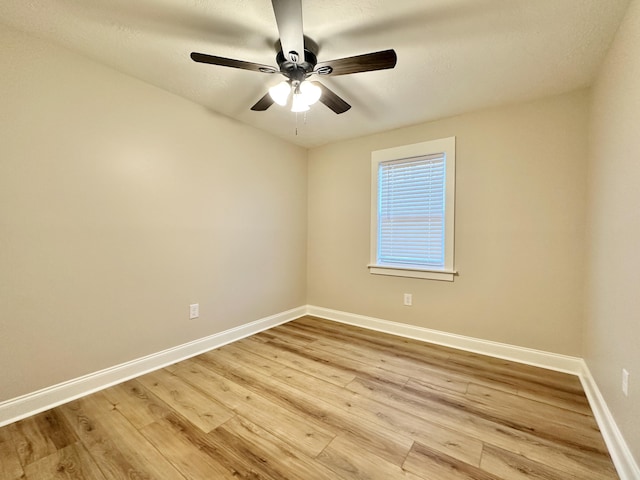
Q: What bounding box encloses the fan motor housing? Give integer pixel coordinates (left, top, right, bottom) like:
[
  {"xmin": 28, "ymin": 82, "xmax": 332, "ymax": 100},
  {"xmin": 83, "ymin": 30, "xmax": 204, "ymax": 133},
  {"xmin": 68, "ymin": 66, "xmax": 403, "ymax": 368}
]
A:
[{"xmin": 276, "ymin": 48, "xmax": 318, "ymax": 81}]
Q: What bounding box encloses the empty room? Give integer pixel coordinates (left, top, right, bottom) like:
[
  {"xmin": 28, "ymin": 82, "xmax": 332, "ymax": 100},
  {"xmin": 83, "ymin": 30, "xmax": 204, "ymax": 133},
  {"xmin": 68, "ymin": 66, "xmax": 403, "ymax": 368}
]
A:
[{"xmin": 1, "ymin": 0, "xmax": 639, "ymax": 479}]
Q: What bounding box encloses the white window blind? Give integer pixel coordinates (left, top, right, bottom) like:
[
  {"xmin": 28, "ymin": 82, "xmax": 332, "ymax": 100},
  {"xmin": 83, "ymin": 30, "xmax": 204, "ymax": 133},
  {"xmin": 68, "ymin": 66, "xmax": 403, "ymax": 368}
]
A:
[
  {"xmin": 377, "ymin": 153, "xmax": 446, "ymax": 267},
  {"xmin": 370, "ymin": 136, "xmax": 455, "ymax": 281}
]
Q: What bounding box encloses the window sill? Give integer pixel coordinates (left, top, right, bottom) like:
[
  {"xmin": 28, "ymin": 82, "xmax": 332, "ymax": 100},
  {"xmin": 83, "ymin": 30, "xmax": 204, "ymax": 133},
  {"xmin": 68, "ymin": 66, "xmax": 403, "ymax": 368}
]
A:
[{"xmin": 368, "ymin": 264, "xmax": 456, "ymax": 282}]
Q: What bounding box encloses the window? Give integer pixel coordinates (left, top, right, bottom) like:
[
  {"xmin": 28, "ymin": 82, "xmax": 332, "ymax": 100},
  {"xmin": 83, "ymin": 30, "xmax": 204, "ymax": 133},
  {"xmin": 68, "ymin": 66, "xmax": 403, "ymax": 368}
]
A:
[{"xmin": 369, "ymin": 137, "xmax": 456, "ymax": 281}]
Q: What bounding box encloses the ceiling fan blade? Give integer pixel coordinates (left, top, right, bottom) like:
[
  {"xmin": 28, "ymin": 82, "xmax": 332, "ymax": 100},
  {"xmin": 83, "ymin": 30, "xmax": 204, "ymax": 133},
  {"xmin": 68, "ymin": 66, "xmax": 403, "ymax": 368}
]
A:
[
  {"xmin": 250, "ymin": 92, "xmax": 275, "ymax": 111},
  {"xmin": 316, "ymin": 82, "xmax": 351, "ymax": 114},
  {"xmin": 271, "ymin": 0, "xmax": 305, "ymax": 63},
  {"xmin": 190, "ymin": 52, "xmax": 277, "ymax": 73},
  {"xmin": 315, "ymin": 49, "xmax": 397, "ymax": 76}
]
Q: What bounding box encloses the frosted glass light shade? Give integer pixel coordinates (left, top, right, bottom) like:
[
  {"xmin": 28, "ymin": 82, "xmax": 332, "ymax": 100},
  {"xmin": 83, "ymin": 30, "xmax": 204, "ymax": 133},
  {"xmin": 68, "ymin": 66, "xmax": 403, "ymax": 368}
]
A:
[
  {"xmin": 300, "ymin": 81, "xmax": 321, "ymax": 105},
  {"xmin": 268, "ymin": 81, "xmax": 291, "ymax": 106},
  {"xmin": 291, "ymin": 93, "xmax": 310, "ymax": 112}
]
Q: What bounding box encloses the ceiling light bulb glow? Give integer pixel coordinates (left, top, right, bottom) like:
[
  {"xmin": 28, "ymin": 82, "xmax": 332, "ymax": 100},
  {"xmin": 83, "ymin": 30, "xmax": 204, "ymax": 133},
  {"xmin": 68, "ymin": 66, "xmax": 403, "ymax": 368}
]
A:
[
  {"xmin": 268, "ymin": 81, "xmax": 291, "ymax": 106},
  {"xmin": 300, "ymin": 81, "xmax": 321, "ymax": 105},
  {"xmin": 291, "ymin": 93, "xmax": 310, "ymax": 112}
]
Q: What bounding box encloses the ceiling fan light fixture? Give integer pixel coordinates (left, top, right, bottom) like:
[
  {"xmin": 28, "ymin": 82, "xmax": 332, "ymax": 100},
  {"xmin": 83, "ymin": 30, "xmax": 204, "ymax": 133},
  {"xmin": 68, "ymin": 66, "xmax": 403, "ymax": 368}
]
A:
[
  {"xmin": 291, "ymin": 92, "xmax": 310, "ymax": 112},
  {"xmin": 190, "ymin": 0, "xmax": 398, "ymax": 115},
  {"xmin": 268, "ymin": 81, "xmax": 291, "ymax": 106},
  {"xmin": 299, "ymin": 81, "xmax": 321, "ymax": 106}
]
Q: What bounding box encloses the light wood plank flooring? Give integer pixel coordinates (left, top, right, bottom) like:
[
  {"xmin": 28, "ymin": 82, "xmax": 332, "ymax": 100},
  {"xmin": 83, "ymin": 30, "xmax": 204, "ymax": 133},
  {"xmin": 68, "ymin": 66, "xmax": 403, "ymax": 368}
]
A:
[{"xmin": 0, "ymin": 316, "xmax": 619, "ymax": 479}]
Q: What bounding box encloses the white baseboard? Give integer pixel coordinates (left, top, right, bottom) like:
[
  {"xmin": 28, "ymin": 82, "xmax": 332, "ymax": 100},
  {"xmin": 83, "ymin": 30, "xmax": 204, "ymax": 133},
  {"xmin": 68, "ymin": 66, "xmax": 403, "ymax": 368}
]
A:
[
  {"xmin": 306, "ymin": 305, "xmax": 639, "ymax": 479},
  {"xmin": 0, "ymin": 306, "xmax": 307, "ymax": 428},
  {"xmin": 306, "ymin": 305, "xmax": 583, "ymax": 374},
  {"xmin": 580, "ymin": 362, "xmax": 640, "ymax": 480}
]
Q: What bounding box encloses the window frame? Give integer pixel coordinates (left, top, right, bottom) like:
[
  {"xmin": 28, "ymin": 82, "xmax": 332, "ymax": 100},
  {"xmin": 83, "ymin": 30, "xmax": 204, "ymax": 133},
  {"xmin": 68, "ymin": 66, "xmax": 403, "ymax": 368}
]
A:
[{"xmin": 369, "ymin": 136, "xmax": 456, "ymax": 282}]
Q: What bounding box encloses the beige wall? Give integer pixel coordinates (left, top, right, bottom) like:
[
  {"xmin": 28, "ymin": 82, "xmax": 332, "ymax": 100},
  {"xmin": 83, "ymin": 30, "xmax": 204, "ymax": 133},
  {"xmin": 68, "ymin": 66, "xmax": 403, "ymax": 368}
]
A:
[
  {"xmin": 0, "ymin": 25, "xmax": 307, "ymax": 402},
  {"xmin": 308, "ymin": 90, "xmax": 589, "ymax": 356},
  {"xmin": 585, "ymin": 0, "xmax": 640, "ymax": 463}
]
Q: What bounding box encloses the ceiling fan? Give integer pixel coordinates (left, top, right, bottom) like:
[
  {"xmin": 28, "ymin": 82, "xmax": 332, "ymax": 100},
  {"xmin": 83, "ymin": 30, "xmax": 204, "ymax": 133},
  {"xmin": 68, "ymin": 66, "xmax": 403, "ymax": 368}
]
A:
[{"xmin": 190, "ymin": 0, "xmax": 397, "ymax": 114}]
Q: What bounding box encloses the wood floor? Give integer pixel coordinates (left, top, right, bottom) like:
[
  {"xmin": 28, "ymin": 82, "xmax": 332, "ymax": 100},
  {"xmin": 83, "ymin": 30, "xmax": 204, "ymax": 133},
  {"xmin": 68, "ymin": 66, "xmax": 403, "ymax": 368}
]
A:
[{"xmin": 0, "ymin": 316, "xmax": 619, "ymax": 480}]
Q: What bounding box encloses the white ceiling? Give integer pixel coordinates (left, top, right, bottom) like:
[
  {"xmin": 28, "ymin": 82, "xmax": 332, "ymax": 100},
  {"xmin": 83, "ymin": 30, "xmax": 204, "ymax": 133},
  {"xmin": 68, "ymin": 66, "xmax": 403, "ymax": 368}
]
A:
[{"xmin": 0, "ymin": 0, "xmax": 631, "ymax": 147}]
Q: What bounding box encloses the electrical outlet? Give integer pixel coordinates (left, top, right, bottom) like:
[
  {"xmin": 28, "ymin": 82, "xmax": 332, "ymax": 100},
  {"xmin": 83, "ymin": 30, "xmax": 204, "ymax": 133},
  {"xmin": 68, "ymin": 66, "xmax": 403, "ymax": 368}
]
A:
[
  {"xmin": 189, "ymin": 303, "xmax": 199, "ymax": 320},
  {"xmin": 403, "ymin": 293, "xmax": 412, "ymax": 306},
  {"xmin": 622, "ymin": 368, "xmax": 629, "ymax": 397}
]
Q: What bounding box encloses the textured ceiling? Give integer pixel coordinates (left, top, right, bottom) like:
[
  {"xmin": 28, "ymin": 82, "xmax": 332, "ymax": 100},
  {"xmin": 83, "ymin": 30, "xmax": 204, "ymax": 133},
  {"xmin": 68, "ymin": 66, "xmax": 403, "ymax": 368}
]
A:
[{"xmin": 0, "ymin": 0, "xmax": 631, "ymax": 147}]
